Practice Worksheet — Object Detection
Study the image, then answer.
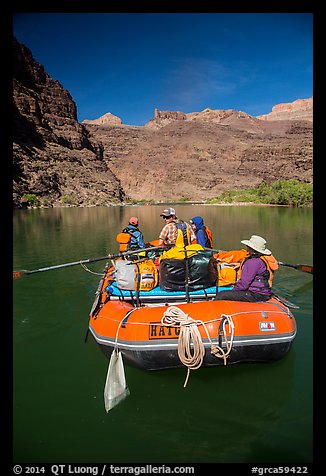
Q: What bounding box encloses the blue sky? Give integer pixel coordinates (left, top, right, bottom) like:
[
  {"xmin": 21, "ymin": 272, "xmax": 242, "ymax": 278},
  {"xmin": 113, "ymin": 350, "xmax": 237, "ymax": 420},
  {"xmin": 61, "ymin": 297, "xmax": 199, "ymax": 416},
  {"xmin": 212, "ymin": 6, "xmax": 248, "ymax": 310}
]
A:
[{"xmin": 13, "ymin": 13, "xmax": 313, "ymax": 126}]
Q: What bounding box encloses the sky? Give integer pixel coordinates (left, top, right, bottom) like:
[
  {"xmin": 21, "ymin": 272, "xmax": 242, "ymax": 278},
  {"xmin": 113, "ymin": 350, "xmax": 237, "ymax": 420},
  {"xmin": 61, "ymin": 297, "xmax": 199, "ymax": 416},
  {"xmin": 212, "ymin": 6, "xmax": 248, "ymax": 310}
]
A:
[{"xmin": 13, "ymin": 13, "xmax": 313, "ymax": 126}]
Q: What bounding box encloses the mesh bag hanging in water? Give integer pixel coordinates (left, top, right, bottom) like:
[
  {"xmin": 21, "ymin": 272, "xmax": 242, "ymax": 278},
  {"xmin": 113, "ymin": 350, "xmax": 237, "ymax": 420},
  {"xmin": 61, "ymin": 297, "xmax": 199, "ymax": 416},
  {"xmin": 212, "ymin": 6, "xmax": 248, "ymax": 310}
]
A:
[{"xmin": 104, "ymin": 349, "xmax": 130, "ymax": 412}]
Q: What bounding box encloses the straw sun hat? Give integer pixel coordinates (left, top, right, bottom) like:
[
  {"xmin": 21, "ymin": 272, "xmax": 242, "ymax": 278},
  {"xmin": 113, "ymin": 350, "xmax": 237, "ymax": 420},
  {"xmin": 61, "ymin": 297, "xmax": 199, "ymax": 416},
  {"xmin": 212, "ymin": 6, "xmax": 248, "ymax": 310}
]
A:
[{"xmin": 241, "ymin": 235, "xmax": 272, "ymax": 255}]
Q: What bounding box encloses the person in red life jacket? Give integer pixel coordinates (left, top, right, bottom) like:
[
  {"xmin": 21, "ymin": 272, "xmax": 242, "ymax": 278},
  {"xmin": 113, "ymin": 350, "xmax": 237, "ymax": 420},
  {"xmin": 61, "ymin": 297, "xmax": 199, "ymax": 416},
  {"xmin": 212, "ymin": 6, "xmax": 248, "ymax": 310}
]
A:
[
  {"xmin": 215, "ymin": 235, "xmax": 278, "ymax": 302},
  {"xmin": 189, "ymin": 216, "xmax": 213, "ymax": 248},
  {"xmin": 158, "ymin": 207, "xmax": 196, "ymax": 247}
]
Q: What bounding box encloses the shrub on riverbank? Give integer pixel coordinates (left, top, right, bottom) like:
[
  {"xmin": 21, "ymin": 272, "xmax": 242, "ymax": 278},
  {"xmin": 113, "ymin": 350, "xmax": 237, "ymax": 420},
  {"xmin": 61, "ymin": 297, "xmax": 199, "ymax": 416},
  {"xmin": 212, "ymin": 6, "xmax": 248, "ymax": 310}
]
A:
[
  {"xmin": 207, "ymin": 179, "xmax": 313, "ymax": 206},
  {"xmin": 21, "ymin": 193, "xmax": 40, "ymax": 207}
]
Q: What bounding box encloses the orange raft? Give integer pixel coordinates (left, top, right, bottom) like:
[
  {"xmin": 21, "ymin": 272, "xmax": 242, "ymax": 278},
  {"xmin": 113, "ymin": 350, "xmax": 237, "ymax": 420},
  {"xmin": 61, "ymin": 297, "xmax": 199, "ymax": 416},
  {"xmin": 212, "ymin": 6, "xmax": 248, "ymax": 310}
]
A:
[{"xmin": 88, "ymin": 263, "xmax": 297, "ymax": 371}]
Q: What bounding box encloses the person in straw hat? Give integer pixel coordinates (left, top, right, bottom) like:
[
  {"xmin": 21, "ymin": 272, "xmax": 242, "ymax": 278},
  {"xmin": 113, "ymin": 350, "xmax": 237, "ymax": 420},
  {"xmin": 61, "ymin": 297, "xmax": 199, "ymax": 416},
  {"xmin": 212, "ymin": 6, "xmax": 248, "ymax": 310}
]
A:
[{"xmin": 215, "ymin": 235, "xmax": 278, "ymax": 302}]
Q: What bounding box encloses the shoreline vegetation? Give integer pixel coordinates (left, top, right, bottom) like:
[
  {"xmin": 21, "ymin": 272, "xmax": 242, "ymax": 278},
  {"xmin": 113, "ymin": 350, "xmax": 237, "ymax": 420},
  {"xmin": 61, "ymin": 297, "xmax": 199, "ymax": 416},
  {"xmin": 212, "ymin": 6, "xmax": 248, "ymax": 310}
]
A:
[
  {"xmin": 206, "ymin": 179, "xmax": 313, "ymax": 207},
  {"xmin": 18, "ymin": 179, "xmax": 313, "ymax": 209}
]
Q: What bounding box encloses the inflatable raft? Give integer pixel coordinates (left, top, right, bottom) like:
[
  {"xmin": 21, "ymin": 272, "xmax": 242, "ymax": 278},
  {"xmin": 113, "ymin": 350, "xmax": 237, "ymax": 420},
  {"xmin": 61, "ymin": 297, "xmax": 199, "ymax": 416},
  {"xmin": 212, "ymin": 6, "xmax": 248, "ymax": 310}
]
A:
[{"xmin": 88, "ymin": 260, "xmax": 297, "ymax": 371}]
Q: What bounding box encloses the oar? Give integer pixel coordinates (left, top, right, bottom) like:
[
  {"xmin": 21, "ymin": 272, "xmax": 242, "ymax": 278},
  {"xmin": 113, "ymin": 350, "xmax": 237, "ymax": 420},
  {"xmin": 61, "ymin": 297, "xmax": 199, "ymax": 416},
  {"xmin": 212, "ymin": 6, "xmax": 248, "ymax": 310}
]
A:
[
  {"xmin": 272, "ymin": 293, "xmax": 300, "ymax": 309},
  {"xmin": 277, "ymin": 261, "xmax": 313, "ymax": 275},
  {"xmin": 13, "ymin": 245, "xmax": 164, "ymax": 279},
  {"xmin": 205, "ymin": 247, "xmax": 223, "ymax": 253},
  {"xmin": 204, "ymin": 248, "xmax": 313, "ymax": 275}
]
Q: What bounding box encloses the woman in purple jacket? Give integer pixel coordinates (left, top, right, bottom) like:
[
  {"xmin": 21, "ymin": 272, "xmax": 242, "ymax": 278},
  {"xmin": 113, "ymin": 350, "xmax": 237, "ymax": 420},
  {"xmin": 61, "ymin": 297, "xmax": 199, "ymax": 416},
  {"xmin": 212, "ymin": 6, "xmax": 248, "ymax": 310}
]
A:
[{"xmin": 215, "ymin": 235, "xmax": 274, "ymax": 302}]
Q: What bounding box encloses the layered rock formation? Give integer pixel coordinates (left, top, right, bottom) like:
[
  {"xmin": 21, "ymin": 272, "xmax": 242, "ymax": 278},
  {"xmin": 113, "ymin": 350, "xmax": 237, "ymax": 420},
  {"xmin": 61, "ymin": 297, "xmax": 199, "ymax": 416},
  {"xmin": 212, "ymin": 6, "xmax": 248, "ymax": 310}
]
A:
[
  {"xmin": 145, "ymin": 108, "xmax": 187, "ymax": 129},
  {"xmin": 87, "ymin": 114, "xmax": 312, "ymax": 202},
  {"xmin": 257, "ymin": 97, "xmax": 313, "ymax": 121},
  {"xmin": 13, "ymin": 37, "xmax": 313, "ymax": 207}
]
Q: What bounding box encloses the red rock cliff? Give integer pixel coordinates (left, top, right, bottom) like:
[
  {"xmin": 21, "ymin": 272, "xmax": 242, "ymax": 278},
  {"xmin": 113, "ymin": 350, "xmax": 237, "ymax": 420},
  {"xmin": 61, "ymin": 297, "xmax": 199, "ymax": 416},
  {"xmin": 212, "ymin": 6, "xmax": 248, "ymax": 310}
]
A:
[{"xmin": 13, "ymin": 37, "xmax": 124, "ymax": 207}]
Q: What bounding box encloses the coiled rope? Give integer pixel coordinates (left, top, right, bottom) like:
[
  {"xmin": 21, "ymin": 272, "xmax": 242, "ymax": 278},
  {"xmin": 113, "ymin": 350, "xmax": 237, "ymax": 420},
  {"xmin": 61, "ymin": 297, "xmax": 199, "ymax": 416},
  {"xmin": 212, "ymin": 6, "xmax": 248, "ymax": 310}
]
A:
[{"xmin": 161, "ymin": 306, "xmax": 234, "ymax": 387}]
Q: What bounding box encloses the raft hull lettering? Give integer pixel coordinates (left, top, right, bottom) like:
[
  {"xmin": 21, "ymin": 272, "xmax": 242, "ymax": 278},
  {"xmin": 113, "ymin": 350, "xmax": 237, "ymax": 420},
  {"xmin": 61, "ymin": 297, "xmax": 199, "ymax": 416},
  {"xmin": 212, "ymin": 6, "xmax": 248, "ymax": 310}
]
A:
[
  {"xmin": 259, "ymin": 321, "xmax": 276, "ymax": 331},
  {"xmin": 149, "ymin": 322, "xmax": 180, "ymax": 339}
]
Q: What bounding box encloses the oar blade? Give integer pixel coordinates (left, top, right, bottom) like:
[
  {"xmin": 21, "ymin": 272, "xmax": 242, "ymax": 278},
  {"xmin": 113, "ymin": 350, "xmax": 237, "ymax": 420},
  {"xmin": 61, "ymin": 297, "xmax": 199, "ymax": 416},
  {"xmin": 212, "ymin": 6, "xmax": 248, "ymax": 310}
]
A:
[
  {"xmin": 13, "ymin": 270, "xmax": 27, "ymax": 279},
  {"xmin": 278, "ymin": 261, "xmax": 313, "ymax": 275},
  {"xmin": 273, "ymin": 293, "xmax": 300, "ymax": 309},
  {"xmin": 298, "ymin": 264, "xmax": 313, "ymax": 274}
]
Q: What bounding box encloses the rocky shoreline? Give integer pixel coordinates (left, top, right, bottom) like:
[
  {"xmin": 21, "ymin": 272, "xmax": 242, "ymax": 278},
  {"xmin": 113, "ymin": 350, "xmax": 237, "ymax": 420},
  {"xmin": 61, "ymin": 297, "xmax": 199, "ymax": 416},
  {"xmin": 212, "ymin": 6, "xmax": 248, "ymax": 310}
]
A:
[{"xmin": 15, "ymin": 200, "xmax": 309, "ymax": 210}]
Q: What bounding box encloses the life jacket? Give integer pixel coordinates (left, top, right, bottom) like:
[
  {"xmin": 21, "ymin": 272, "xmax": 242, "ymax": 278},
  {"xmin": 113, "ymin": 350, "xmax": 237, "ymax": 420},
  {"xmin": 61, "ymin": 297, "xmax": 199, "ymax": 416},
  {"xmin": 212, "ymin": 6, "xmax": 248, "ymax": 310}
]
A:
[
  {"xmin": 204, "ymin": 226, "xmax": 213, "ymax": 248},
  {"xmin": 238, "ymin": 253, "xmax": 278, "ymax": 288},
  {"xmin": 116, "ymin": 231, "xmax": 132, "ymax": 252},
  {"xmin": 175, "ymin": 221, "xmax": 191, "ymax": 248},
  {"xmin": 260, "ymin": 254, "xmax": 278, "ymax": 287}
]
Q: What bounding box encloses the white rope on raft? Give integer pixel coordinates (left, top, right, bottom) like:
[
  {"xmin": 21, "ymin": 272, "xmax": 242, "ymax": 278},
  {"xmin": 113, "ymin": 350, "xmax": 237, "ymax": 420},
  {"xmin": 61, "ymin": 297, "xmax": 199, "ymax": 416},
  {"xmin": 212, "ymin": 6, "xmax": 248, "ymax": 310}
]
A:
[{"xmin": 161, "ymin": 306, "xmax": 235, "ymax": 387}]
